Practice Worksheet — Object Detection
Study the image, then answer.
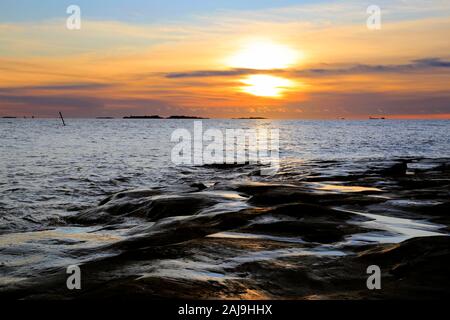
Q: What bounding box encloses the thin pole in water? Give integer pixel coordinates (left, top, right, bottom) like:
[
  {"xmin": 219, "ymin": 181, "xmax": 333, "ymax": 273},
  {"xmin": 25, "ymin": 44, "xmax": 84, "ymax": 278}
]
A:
[{"xmin": 59, "ymin": 112, "xmax": 66, "ymax": 126}]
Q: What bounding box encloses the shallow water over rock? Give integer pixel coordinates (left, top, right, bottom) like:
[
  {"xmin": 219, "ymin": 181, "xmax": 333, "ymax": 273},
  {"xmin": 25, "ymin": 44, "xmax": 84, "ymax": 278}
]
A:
[{"xmin": 1, "ymin": 156, "xmax": 449, "ymax": 299}]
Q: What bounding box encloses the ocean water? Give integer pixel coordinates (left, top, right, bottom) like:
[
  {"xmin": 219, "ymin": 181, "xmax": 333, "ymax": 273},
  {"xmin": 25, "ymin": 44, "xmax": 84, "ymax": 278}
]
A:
[
  {"xmin": 0, "ymin": 119, "xmax": 449, "ymax": 233},
  {"xmin": 0, "ymin": 119, "xmax": 449, "ymax": 291}
]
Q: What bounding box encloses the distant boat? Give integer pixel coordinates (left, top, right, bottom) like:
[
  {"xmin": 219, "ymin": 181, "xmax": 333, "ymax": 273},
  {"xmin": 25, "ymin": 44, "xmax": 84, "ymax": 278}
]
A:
[
  {"xmin": 369, "ymin": 116, "xmax": 386, "ymax": 120},
  {"xmin": 96, "ymin": 117, "xmax": 114, "ymax": 119}
]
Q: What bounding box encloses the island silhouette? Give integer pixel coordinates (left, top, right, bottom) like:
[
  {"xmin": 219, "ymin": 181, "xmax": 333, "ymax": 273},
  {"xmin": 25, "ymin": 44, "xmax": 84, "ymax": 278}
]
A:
[{"xmin": 123, "ymin": 115, "xmax": 208, "ymax": 119}]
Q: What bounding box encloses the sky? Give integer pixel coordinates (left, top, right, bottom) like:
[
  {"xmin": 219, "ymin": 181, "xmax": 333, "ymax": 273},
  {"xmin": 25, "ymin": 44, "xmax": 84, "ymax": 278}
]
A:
[{"xmin": 0, "ymin": 0, "xmax": 449, "ymax": 119}]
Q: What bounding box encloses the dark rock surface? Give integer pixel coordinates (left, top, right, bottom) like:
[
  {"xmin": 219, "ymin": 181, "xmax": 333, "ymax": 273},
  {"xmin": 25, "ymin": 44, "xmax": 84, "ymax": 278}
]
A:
[{"xmin": 1, "ymin": 158, "xmax": 449, "ymax": 300}]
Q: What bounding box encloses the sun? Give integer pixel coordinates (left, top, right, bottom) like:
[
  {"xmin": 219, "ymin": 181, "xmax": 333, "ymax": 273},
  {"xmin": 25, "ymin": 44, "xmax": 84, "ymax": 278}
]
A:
[
  {"xmin": 240, "ymin": 75, "xmax": 294, "ymax": 97},
  {"xmin": 227, "ymin": 40, "xmax": 300, "ymax": 70}
]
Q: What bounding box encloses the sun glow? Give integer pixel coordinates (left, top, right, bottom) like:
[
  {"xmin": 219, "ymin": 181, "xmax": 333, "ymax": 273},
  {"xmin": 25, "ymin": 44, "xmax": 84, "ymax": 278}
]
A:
[
  {"xmin": 227, "ymin": 40, "xmax": 300, "ymax": 70},
  {"xmin": 240, "ymin": 74, "xmax": 294, "ymax": 97}
]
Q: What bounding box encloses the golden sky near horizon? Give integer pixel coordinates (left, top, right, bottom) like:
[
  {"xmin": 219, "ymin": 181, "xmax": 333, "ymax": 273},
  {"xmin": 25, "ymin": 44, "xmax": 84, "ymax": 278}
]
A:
[{"xmin": 0, "ymin": 0, "xmax": 450, "ymax": 119}]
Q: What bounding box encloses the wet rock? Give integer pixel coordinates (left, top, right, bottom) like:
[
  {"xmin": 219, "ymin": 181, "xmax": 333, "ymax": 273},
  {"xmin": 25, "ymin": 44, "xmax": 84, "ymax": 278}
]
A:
[
  {"xmin": 190, "ymin": 183, "xmax": 208, "ymax": 191},
  {"xmin": 237, "ymin": 183, "xmax": 385, "ymax": 207},
  {"xmin": 355, "ymin": 236, "xmax": 450, "ymax": 298},
  {"xmin": 429, "ymin": 201, "xmax": 450, "ymax": 216},
  {"xmin": 2, "ymin": 235, "xmax": 449, "ymax": 300},
  {"xmin": 231, "ymin": 183, "xmax": 332, "ymax": 205},
  {"xmin": 357, "ymin": 235, "xmax": 450, "ymax": 266},
  {"xmin": 106, "ymin": 207, "xmax": 266, "ymax": 250},
  {"xmin": 380, "ymin": 161, "xmax": 408, "ymax": 176},
  {"xmin": 238, "ymin": 203, "xmax": 369, "ymax": 243},
  {"xmin": 138, "ymin": 195, "xmax": 219, "ymax": 221},
  {"xmin": 433, "ymin": 162, "xmax": 450, "ymax": 172},
  {"xmin": 2, "ymin": 158, "xmax": 450, "ymax": 300},
  {"xmin": 98, "ymin": 189, "xmax": 162, "ymax": 206},
  {"xmin": 68, "ymin": 193, "xmax": 220, "ymax": 225},
  {"xmin": 67, "ymin": 198, "xmax": 152, "ymax": 225},
  {"xmin": 240, "ymin": 220, "xmax": 363, "ymax": 243},
  {"xmin": 268, "ymin": 203, "xmax": 357, "ymax": 219}
]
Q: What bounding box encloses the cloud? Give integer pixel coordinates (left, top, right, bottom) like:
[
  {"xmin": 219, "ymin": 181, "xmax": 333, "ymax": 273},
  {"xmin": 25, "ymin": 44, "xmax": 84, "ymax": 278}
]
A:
[
  {"xmin": 413, "ymin": 57, "xmax": 450, "ymax": 67},
  {"xmin": 298, "ymin": 58, "xmax": 450, "ymax": 76},
  {"xmin": 0, "ymin": 83, "xmax": 112, "ymax": 93},
  {"xmin": 165, "ymin": 68, "xmax": 281, "ymax": 78},
  {"xmin": 0, "ymin": 94, "xmax": 104, "ymax": 109},
  {"xmin": 0, "ymin": 92, "xmax": 188, "ymax": 118},
  {"xmin": 161, "ymin": 57, "xmax": 450, "ymax": 79},
  {"xmin": 290, "ymin": 91, "xmax": 450, "ymax": 118}
]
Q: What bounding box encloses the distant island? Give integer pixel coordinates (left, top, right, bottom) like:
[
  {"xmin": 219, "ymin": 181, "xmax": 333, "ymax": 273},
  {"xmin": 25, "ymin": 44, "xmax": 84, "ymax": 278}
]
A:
[
  {"xmin": 123, "ymin": 115, "xmax": 163, "ymax": 119},
  {"xmin": 123, "ymin": 115, "xmax": 208, "ymax": 119},
  {"xmin": 2, "ymin": 116, "xmax": 17, "ymax": 119},
  {"xmin": 167, "ymin": 115, "xmax": 208, "ymax": 119},
  {"xmin": 232, "ymin": 117, "xmax": 267, "ymax": 119},
  {"xmin": 96, "ymin": 116, "xmax": 115, "ymax": 119}
]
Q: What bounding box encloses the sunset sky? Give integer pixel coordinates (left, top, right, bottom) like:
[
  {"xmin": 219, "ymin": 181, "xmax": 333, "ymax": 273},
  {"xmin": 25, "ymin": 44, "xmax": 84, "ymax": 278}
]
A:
[{"xmin": 1, "ymin": 0, "xmax": 449, "ymax": 119}]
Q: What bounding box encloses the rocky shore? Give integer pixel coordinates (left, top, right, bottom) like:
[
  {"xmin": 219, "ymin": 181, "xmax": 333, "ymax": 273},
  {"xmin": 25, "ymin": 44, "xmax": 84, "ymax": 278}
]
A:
[{"xmin": 1, "ymin": 158, "xmax": 449, "ymax": 299}]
